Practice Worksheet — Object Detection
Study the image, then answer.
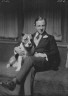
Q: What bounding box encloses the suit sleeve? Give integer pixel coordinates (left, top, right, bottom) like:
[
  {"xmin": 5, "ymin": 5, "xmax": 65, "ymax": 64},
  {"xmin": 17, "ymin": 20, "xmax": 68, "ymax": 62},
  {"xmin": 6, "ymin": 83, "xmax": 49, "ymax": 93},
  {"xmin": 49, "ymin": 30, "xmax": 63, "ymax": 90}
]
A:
[
  {"xmin": 47, "ymin": 36, "xmax": 59, "ymax": 56},
  {"xmin": 46, "ymin": 36, "xmax": 60, "ymax": 69}
]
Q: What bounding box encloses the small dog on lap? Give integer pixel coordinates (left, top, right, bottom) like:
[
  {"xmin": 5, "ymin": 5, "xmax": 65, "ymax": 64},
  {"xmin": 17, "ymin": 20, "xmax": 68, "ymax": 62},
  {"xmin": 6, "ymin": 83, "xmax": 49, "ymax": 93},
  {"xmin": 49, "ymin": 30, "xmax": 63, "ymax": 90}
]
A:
[{"xmin": 6, "ymin": 33, "xmax": 34, "ymax": 71}]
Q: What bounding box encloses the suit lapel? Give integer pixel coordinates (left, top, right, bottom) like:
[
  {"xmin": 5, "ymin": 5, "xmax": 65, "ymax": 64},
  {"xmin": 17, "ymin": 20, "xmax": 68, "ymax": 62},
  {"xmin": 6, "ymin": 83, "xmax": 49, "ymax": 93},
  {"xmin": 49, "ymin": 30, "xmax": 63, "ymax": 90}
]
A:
[
  {"xmin": 33, "ymin": 32, "xmax": 42, "ymax": 47},
  {"xmin": 35, "ymin": 31, "xmax": 48, "ymax": 47}
]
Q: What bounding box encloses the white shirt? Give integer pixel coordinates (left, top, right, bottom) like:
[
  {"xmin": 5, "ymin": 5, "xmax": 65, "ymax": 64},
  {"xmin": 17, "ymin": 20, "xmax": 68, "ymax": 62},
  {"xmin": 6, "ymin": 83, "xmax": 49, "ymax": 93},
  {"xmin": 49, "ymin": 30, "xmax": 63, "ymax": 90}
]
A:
[
  {"xmin": 34, "ymin": 32, "xmax": 42, "ymax": 46},
  {"xmin": 34, "ymin": 32, "xmax": 48, "ymax": 61}
]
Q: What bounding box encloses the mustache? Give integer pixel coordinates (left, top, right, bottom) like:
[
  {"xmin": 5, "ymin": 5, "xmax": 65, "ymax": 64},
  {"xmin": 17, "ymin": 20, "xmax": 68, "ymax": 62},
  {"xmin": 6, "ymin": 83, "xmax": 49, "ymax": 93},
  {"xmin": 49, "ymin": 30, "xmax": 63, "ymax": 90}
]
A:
[{"xmin": 40, "ymin": 29, "xmax": 44, "ymax": 32}]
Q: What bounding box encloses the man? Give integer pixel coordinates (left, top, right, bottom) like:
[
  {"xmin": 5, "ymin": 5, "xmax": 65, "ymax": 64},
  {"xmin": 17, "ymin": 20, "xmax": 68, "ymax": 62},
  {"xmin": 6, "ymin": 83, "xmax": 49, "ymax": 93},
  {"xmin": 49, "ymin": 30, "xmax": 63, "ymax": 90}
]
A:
[{"xmin": 1, "ymin": 16, "xmax": 60, "ymax": 96}]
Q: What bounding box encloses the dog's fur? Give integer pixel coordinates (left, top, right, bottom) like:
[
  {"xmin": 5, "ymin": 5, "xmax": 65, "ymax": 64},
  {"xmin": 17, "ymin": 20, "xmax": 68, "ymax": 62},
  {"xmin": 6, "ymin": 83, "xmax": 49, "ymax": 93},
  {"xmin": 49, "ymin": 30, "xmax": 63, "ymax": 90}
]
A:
[{"xmin": 6, "ymin": 33, "xmax": 34, "ymax": 71}]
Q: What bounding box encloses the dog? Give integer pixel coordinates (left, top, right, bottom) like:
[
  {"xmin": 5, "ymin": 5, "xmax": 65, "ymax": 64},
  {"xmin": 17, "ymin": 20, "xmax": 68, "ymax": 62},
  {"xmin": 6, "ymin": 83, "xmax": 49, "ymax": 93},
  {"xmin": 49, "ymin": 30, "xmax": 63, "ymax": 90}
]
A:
[{"xmin": 6, "ymin": 33, "xmax": 34, "ymax": 71}]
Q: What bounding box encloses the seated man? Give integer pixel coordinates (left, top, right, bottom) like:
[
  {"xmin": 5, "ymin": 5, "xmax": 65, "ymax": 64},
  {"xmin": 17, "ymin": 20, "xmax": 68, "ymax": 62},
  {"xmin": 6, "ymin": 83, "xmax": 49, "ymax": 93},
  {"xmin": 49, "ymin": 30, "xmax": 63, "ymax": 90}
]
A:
[{"xmin": 1, "ymin": 16, "xmax": 60, "ymax": 96}]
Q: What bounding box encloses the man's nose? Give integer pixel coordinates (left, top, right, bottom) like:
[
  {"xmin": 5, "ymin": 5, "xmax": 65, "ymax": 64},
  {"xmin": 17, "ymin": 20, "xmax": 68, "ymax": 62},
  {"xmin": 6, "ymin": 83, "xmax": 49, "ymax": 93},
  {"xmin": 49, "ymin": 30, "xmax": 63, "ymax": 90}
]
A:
[
  {"xmin": 40, "ymin": 26, "xmax": 43, "ymax": 30},
  {"xmin": 40, "ymin": 26, "xmax": 42, "ymax": 29}
]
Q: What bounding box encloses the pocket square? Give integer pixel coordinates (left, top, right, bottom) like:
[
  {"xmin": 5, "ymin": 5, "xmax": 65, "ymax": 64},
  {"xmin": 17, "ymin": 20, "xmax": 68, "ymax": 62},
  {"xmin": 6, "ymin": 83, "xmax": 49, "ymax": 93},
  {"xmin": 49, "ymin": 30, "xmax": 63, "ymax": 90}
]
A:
[{"xmin": 43, "ymin": 35, "xmax": 48, "ymax": 38}]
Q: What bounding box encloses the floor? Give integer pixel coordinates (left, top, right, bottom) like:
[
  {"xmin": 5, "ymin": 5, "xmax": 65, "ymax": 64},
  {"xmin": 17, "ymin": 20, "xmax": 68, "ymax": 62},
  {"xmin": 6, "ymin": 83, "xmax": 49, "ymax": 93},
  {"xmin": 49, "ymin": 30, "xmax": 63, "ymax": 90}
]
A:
[{"xmin": 0, "ymin": 62, "xmax": 20, "ymax": 96}]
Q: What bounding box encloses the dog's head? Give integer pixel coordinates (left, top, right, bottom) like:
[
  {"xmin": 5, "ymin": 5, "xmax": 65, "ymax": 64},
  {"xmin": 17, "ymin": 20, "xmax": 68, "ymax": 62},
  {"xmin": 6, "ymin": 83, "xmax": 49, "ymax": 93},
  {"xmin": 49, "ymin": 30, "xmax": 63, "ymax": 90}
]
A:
[{"xmin": 21, "ymin": 33, "xmax": 33, "ymax": 49}]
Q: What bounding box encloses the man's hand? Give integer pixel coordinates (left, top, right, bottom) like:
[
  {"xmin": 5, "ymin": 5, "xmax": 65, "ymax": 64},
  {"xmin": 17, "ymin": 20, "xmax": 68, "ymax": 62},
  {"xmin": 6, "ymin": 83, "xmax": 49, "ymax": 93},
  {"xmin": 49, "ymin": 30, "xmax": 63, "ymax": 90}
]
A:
[{"xmin": 34, "ymin": 52, "xmax": 48, "ymax": 61}]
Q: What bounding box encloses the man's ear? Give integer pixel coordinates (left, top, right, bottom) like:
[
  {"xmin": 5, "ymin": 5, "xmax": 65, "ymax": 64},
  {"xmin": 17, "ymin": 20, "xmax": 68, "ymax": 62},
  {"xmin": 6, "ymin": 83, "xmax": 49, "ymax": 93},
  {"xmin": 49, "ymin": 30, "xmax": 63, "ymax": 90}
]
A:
[{"xmin": 21, "ymin": 33, "xmax": 25, "ymax": 36}]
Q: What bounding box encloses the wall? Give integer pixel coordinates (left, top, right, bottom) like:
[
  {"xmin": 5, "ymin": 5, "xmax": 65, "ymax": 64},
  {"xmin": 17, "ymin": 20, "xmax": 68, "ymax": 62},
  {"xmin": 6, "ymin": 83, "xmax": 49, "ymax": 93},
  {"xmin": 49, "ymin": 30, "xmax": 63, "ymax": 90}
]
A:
[
  {"xmin": 23, "ymin": 0, "xmax": 68, "ymax": 43},
  {"xmin": 0, "ymin": 0, "xmax": 23, "ymax": 63},
  {"xmin": 0, "ymin": 0, "xmax": 68, "ymax": 63},
  {"xmin": 23, "ymin": 0, "xmax": 62, "ymax": 41},
  {"xmin": 0, "ymin": 0, "xmax": 24, "ymax": 38}
]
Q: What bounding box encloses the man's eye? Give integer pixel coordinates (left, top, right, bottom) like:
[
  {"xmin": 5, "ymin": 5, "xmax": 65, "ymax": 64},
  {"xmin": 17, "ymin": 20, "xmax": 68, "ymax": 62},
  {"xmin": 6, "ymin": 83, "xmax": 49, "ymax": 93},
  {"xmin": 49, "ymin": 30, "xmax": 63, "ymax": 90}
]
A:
[{"xmin": 38, "ymin": 25, "xmax": 40, "ymax": 27}]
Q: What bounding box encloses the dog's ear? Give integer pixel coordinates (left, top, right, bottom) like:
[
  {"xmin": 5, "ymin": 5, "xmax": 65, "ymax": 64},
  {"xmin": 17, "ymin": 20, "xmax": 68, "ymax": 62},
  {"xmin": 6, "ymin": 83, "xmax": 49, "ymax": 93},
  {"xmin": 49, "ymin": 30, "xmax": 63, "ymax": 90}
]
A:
[
  {"xmin": 29, "ymin": 34, "xmax": 32, "ymax": 39},
  {"xmin": 21, "ymin": 33, "xmax": 25, "ymax": 36}
]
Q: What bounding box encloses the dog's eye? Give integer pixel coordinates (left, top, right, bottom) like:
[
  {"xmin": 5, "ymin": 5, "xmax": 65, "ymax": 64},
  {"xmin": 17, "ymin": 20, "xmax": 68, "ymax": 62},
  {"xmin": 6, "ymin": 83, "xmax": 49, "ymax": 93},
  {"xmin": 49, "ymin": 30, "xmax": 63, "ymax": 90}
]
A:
[
  {"xmin": 30, "ymin": 39, "xmax": 33, "ymax": 42},
  {"xmin": 24, "ymin": 38, "xmax": 28, "ymax": 41}
]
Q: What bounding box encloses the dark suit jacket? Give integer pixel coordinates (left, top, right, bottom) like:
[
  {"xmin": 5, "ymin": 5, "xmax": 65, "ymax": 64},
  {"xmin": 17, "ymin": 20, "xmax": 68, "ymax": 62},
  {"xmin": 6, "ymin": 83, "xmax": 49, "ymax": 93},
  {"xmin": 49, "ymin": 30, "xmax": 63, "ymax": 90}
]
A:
[{"xmin": 32, "ymin": 31, "xmax": 60, "ymax": 70}]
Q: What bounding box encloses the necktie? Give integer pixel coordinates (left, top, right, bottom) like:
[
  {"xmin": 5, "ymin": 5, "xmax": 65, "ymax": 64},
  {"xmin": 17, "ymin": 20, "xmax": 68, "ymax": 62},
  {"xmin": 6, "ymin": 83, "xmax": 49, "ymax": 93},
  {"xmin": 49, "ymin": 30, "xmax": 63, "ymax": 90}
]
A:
[
  {"xmin": 36, "ymin": 33, "xmax": 40, "ymax": 39},
  {"xmin": 34, "ymin": 33, "xmax": 42, "ymax": 46}
]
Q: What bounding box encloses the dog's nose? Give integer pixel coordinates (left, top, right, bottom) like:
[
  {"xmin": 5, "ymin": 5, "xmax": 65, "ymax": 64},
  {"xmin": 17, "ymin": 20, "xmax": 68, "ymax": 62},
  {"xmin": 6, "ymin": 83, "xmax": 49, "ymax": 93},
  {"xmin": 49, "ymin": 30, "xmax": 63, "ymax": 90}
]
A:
[{"xmin": 29, "ymin": 43, "xmax": 32, "ymax": 46}]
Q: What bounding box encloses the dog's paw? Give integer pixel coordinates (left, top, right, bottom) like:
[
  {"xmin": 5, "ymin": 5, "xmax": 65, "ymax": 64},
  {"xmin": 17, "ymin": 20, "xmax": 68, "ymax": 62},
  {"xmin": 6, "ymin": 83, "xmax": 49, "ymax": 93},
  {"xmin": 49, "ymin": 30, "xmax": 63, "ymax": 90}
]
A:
[
  {"xmin": 15, "ymin": 67, "xmax": 21, "ymax": 71},
  {"xmin": 6, "ymin": 64, "xmax": 10, "ymax": 68}
]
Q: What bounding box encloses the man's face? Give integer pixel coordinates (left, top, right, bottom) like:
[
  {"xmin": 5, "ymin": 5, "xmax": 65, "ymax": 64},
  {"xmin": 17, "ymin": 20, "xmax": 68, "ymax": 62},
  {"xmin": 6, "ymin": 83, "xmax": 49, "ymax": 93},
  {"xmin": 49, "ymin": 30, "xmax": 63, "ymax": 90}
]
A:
[{"xmin": 35, "ymin": 19, "xmax": 46, "ymax": 34}]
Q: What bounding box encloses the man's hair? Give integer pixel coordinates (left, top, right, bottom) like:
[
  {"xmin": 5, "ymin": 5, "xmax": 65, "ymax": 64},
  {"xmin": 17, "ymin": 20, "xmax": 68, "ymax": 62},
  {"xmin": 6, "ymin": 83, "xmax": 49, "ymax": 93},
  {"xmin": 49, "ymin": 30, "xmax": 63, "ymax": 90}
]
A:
[{"xmin": 34, "ymin": 16, "xmax": 47, "ymax": 26}]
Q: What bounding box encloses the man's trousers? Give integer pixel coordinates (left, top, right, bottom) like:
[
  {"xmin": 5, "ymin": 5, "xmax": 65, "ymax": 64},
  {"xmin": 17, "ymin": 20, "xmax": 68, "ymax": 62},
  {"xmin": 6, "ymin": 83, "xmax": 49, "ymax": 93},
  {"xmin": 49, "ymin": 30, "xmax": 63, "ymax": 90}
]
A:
[{"xmin": 16, "ymin": 56, "xmax": 48, "ymax": 95}]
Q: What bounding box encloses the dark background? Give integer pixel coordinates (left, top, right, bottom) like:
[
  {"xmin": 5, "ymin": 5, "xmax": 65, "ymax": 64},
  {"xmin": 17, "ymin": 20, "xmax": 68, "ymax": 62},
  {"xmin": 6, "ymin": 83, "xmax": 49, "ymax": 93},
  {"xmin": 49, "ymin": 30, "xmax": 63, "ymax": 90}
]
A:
[{"xmin": 0, "ymin": 0, "xmax": 68, "ymax": 62}]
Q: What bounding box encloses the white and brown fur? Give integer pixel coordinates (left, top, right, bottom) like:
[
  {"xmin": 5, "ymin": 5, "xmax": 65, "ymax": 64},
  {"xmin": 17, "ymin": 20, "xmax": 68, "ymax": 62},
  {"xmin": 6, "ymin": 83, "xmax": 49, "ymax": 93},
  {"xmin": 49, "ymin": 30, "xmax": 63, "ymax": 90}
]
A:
[{"xmin": 6, "ymin": 33, "xmax": 34, "ymax": 71}]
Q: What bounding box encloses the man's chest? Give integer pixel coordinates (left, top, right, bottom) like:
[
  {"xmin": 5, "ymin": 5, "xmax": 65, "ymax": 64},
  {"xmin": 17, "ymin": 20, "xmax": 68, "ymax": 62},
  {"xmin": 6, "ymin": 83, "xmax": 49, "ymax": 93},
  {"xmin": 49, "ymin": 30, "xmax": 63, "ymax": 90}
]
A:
[
  {"xmin": 33, "ymin": 34, "xmax": 49, "ymax": 48},
  {"xmin": 34, "ymin": 34, "xmax": 42, "ymax": 46}
]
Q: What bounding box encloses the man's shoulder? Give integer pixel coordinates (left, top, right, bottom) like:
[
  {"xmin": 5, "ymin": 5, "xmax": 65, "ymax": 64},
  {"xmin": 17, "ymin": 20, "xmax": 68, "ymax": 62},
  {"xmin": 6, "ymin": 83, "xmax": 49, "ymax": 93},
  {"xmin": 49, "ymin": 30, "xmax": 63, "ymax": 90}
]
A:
[
  {"xmin": 46, "ymin": 33, "xmax": 55, "ymax": 39},
  {"xmin": 32, "ymin": 32, "xmax": 55, "ymax": 39}
]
